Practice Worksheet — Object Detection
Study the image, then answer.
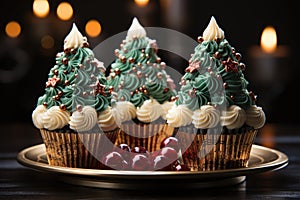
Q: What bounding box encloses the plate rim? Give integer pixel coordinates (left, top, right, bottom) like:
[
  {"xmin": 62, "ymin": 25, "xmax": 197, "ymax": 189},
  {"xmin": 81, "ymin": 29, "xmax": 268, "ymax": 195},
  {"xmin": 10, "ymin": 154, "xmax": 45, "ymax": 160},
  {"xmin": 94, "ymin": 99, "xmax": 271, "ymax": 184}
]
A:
[{"xmin": 17, "ymin": 143, "xmax": 289, "ymax": 179}]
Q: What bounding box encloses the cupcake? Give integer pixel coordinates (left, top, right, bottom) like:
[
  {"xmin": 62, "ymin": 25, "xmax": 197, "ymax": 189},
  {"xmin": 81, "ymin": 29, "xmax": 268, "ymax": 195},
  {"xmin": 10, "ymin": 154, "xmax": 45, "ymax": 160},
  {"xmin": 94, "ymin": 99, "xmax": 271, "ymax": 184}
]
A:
[
  {"xmin": 32, "ymin": 24, "xmax": 118, "ymax": 168},
  {"xmin": 166, "ymin": 16, "xmax": 266, "ymax": 171},
  {"xmin": 107, "ymin": 17, "xmax": 177, "ymax": 152}
]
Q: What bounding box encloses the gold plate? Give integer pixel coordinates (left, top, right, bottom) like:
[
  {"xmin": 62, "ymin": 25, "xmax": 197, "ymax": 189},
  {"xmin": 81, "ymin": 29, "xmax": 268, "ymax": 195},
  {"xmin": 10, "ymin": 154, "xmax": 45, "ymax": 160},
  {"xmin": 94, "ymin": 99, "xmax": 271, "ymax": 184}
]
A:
[{"xmin": 17, "ymin": 144, "xmax": 288, "ymax": 189}]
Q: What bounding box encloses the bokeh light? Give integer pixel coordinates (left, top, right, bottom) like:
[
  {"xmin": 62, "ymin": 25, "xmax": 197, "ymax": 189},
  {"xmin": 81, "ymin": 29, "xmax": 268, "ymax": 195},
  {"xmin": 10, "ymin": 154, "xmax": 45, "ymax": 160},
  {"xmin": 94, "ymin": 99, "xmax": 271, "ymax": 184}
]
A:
[
  {"xmin": 33, "ymin": 0, "xmax": 50, "ymax": 18},
  {"xmin": 41, "ymin": 35, "xmax": 55, "ymax": 49},
  {"xmin": 85, "ymin": 19, "xmax": 102, "ymax": 38},
  {"xmin": 5, "ymin": 21, "xmax": 21, "ymax": 38},
  {"xmin": 134, "ymin": 0, "xmax": 150, "ymax": 7},
  {"xmin": 56, "ymin": 2, "xmax": 73, "ymax": 21}
]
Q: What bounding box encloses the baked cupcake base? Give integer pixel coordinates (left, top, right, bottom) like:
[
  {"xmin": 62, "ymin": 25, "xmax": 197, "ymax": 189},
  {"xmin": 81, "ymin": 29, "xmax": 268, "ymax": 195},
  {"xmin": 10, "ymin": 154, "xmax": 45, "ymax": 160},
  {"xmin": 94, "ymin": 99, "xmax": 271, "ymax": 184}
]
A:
[
  {"xmin": 40, "ymin": 126, "xmax": 118, "ymax": 169},
  {"xmin": 175, "ymin": 125, "xmax": 257, "ymax": 171},
  {"xmin": 115, "ymin": 118, "xmax": 174, "ymax": 152}
]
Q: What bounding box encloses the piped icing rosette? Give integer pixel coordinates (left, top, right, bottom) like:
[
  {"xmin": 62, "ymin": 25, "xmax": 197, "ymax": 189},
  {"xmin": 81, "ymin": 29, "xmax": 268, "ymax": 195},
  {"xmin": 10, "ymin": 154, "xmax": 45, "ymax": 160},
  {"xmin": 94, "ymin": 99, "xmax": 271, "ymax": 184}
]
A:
[
  {"xmin": 32, "ymin": 23, "xmax": 116, "ymax": 132},
  {"xmin": 69, "ymin": 105, "xmax": 97, "ymax": 132},
  {"xmin": 166, "ymin": 16, "xmax": 265, "ymax": 130},
  {"xmin": 192, "ymin": 105, "xmax": 220, "ymax": 129},
  {"xmin": 136, "ymin": 98, "xmax": 164, "ymax": 123},
  {"xmin": 166, "ymin": 104, "xmax": 193, "ymax": 127},
  {"xmin": 107, "ymin": 17, "xmax": 176, "ymax": 124}
]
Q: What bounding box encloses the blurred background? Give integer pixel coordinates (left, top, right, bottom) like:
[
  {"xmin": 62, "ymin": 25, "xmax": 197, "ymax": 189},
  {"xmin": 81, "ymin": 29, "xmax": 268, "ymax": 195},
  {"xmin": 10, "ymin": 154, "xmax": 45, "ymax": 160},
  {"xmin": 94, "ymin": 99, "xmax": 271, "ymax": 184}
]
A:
[{"xmin": 0, "ymin": 0, "xmax": 298, "ymax": 125}]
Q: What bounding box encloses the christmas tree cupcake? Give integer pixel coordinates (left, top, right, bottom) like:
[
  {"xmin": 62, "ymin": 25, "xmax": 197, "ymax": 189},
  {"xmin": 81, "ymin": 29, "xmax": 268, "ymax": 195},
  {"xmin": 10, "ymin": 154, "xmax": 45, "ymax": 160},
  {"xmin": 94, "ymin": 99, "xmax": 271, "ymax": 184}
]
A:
[
  {"xmin": 107, "ymin": 17, "xmax": 177, "ymax": 151},
  {"xmin": 166, "ymin": 16, "xmax": 266, "ymax": 171},
  {"xmin": 32, "ymin": 24, "xmax": 118, "ymax": 168}
]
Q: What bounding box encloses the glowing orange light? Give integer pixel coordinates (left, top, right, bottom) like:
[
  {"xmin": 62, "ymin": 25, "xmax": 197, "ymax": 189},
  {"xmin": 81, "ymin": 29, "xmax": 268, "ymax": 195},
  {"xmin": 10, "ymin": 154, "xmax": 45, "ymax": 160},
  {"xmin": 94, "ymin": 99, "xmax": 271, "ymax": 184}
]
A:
[
  {"xmin": 33, "ymin": 0, "xmax": 50, "ymax": 18},
  {"xmin": 5, "ymin": 21, "xmax": 21, "ymax": 38},
  {"xmin": 134, "ymin": 0, "xmax": 149, "ymax": 7},
  {"xmin": 261, "ymin": 26, "xmax": 277, "ymax": 53},
  {"xmin": 85, "ymin": 20, "xmax": 102, "ymax": 38},
  {"xmin": 57, "ymin": 2, "xmax": 73, "ymax": 21},
  {"xmin": 41, "ymin": 35, "xmax": 55, "ymax": 49}
]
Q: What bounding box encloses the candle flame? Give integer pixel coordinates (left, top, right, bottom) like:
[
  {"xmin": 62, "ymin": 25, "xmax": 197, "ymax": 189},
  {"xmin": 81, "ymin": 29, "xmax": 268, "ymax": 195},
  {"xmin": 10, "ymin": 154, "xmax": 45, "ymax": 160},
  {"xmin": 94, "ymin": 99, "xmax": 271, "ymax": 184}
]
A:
[
  {"xmin": 261, "ymin": 26, "xmax": 277, "ymax": 53},
  {"xmin": 134, "ymin": 0, "xmax": 149, "ymax": 7}
]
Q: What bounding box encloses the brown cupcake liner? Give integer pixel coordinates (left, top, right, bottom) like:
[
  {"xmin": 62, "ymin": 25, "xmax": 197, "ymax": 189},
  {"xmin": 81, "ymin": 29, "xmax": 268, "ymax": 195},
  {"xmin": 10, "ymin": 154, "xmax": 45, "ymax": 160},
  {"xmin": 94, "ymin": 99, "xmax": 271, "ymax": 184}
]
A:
[
  {"xmin": 115, "ymin": 123, "xmax": 174, "ymax": 152},
  {"xmin": 176, "ymin": 127, "xmax": 257, "ymax": 171},
  {"xmin": 40, "ymin": 128, "xmax": 118, "ymax": 169}
]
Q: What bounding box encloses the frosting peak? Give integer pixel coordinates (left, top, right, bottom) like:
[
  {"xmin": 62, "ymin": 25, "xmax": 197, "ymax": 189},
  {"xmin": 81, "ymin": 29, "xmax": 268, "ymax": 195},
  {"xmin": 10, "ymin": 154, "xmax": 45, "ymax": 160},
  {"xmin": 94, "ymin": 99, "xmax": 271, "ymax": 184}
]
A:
[
  {"xmin": 126, "ymin": 17, "xmax": 146, "ymax": 41},
  {"xmin": 202, "ymin": 16, "xmax": 225, "ymax": 41},
  {"xmin": 64, "ymin": 23, "xmax": 87, "ymax": 50}
]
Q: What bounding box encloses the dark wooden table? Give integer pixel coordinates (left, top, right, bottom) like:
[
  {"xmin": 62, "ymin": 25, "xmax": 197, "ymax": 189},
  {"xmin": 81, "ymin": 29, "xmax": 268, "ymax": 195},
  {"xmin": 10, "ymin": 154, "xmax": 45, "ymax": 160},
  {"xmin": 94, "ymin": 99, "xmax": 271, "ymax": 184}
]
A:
[{"xmin": 0, "ymin": 123, "xmax": 299, "ymax": 200}]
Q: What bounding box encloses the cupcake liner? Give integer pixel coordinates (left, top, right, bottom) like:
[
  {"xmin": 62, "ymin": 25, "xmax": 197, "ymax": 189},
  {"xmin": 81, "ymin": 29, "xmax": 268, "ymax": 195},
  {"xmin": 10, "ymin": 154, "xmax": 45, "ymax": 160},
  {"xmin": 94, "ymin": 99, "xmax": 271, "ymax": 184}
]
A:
[
  {"xmin": 40, "ymin": 128, "xmax": 118, "ymax": 169},
  {"xmin": 116, "ymin": 123, "xmax": 174, "ymax": 152},
  {"xmin": 176, "ymin": 127, "xmax": 258, "ymax": 171}
]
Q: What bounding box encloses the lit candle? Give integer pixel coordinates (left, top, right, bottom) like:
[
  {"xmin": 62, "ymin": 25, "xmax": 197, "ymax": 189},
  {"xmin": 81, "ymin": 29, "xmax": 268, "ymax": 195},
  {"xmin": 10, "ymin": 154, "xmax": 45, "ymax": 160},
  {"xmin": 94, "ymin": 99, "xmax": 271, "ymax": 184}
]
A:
[
  {"xmin": 247, "ymin": 26, "xmax": 290, "ymax": 114},
  {"xmin": 247, "ymin": 26, "xmax": 290, "ymax": 84}
]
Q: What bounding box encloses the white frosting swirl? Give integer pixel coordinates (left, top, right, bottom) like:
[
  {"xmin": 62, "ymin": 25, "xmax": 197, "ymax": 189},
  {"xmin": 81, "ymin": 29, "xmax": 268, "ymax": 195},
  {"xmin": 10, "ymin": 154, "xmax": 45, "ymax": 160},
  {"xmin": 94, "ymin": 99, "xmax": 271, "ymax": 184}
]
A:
[
  {"xmin": 64, "ymin": 23, "xmax": 87, "ymax": 50},
  {"xmin": 98, "ymin": 107, "xmax": 118, "ymax": 132},
  {"xmin": 43, "ymin": 106, "xmax": 70, "ymax": 131},
  {"xmin": 192, "ymin": 105, "xmax": 220, "ymax": 129},
  {"xmin": 246, "ymin": 105, "xmax": 266, "ymax": 129},
  {"xmin": 166, "ymin": 105, "xmax": 193, "ymax": 127},
  {"xmin": 137, "ymin": 98, "xmax": 164, "ymax": 123},
  {"xmin": 221, "ymin": 105, "xmax": 246, "ymax": 129},
  {"xmin": 32, "ymin": 105, "xmax": 47, "ymax": 129},
  {"xmin": 161, "ymin": 101, "xmax": 174, "ymax": 120},
  {"xmin": 111, "ymin": 101, "xmax": 136, "ymax": 125},
  {"xmin": 69, "ymin": 106, "xmax": 97, "ymax": 132},
  {"xmin": 203, "ymin": 16, "xmax": 225, "ymax": 41},
  {"xmin": 126, "ymin": 17, "xmax": 146, "ymax": 41}
]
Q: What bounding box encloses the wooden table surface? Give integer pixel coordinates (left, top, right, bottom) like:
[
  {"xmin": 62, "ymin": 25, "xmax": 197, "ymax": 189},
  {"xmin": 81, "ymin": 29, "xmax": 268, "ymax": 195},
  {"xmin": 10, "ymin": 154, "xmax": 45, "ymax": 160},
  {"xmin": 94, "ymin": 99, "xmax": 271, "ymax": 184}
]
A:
[{"xmin": 0, "ymin": 123, "xmax": 299, "ymax": 200}]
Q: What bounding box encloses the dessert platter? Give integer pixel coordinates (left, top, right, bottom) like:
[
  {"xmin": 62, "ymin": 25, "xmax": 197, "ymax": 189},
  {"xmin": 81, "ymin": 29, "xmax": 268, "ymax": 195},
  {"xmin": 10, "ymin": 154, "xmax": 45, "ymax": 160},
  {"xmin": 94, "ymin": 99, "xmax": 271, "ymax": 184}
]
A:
[
  {"xmin": 22, "ymin": 16, "xmax": 289, "ymax": 189},
  {"xmin": 17, "ymin": 143, "xmax": 288, "ymax": 189}
]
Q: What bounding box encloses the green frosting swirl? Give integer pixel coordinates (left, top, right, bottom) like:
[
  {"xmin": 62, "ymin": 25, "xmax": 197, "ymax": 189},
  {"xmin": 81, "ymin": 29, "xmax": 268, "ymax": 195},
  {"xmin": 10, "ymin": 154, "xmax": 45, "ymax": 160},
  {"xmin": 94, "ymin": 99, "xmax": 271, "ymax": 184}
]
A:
[
  {"xmin": 107, "ymin": 36, "xmax": 176, "ymax": 108},
  {"xmin": 176, "ymin": 83, "xmax": 206, "ymax": 111},
  {"xmin": 120, "ymin": 73, "xmax": 141, "ymax": 92},
  {"xmin": 130, "ymin": 92, "xmax": 149, "ymax": 107},
  {"xmin": 108, "ymin": 38, "xmax": 152, "ymax": 74},
  {"xmin": 147, "ymin": 78, "xmax": 174, "ymax": 104},
  {"xmin": 37, "ymin": 46, "xmax": 111, "ymax": 113},
  {"xmin": 176, "ymin": 38, "xmax": 255, "ymax": 111}
]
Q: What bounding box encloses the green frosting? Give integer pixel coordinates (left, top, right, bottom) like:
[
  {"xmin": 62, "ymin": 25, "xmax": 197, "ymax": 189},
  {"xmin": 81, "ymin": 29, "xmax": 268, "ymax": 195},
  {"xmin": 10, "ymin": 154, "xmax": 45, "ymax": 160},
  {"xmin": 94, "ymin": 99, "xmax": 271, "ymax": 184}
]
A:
[
  {"xmin": 176, "ymin": 38, "xmax": 255, "ymax": 111},
  {"xmin": 107, "ymin": 37, "xmax": 176, "ymax": 107},
  {"xmin": 37, "ymin": 45, "xmax": 111, "ymax": 113}
]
